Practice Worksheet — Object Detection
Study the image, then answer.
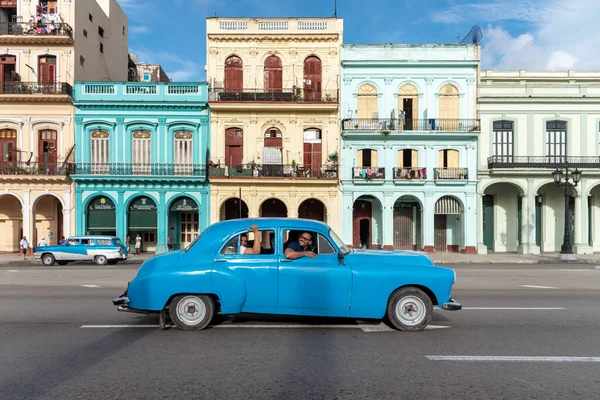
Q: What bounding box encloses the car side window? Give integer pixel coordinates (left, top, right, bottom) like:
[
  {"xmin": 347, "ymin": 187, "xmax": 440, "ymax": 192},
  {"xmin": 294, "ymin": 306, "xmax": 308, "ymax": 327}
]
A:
[
  {"xmin": 283, "ymin": 230, "xmax": 317, "ymax": 254},
  {"xmin": 221, "ymin": 236, "xmax": 239, "ymax": 254},
  {"xmin": 82, "ymin": 239, "xmax": 96, "ymax": 246},
  {"xmin": 68, "ymin": 239, "xmax": 80, "ymax": 246},
  {"xmin": 97, "ymin": 239, "xmax": 112, "ymax": 246},
  {"xmin": 317, "ymin": 234, "xmax": 336, "ymax": 255},
  {"xmin": 220, "ymin": 230, "xmax": 276, "ymax": 256}
]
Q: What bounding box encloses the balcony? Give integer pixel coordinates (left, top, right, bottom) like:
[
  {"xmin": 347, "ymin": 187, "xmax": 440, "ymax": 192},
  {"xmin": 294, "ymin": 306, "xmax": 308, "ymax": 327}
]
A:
[
  {"xmin": 0, "ymin": 82, "xmax": 73, "ymax": 102},
  {"xmin": 393, "ymin": 167, "xmax": 427, "ymax": 180},
  {"xmin": 0, "ymin": 20, "xmax": 73, "ymax": 44},
  {"xmin": 487, "ymin": 156, "xmax": 600, "ymax": 170},
  {"xmin": 208, "ymin": 18, "xmax": 342, "ymax": 36},
  {"xmin": 209, "ymin": 88, "xmax": 338, "ymax": 103},
  {"xmin": 434, "ymin": 168, "xmax": 469, "ymax": 180},
  {"xmin": 0, "ymin": 161, "xmax": 72, "ymax": 176},
  {"xmin": 69, "ymin": 163, "xmax": 207, "ymax": 178},
  {"xmin": 351, "ymin": 167, "xmax": 385, "ymax": 180},
  {"xmin": 75, "ymin": 82, "xmax": 208, "ymax": 103},
  {"xmin": 341, "ymin": 118, "xmax": 481, "ymax": 133},
  {"xmin": 208, "ymin": 164, "xmax": 338, "ymax": 179}
]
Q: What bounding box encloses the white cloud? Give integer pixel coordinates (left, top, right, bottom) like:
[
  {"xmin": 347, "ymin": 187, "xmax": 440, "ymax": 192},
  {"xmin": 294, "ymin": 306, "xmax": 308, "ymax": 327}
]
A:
[
  {"xmin": 130, "ymin": 26, "xmax": 149, "ymax": 34},
  {"xmin": 434, "ymin": 0, "xmax": 600, "ymax": 70}
]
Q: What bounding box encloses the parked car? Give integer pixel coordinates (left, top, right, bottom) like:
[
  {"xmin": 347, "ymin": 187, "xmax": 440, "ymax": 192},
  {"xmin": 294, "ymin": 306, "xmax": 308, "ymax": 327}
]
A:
[
  {"xmin": 113, "ymin": 218, "xmax": 461, "ymax": 331},
  {"xmin": 35, "ymin": 236, "xmax": 128, "ymax": 266}
]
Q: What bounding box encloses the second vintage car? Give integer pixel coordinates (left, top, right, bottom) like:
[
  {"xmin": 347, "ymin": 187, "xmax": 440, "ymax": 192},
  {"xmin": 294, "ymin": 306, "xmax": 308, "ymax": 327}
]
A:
[
  {"xmin": 113, "ymin": 218, "xmax": 461, "ymax": 331},
  {"xmin": 35, "ymin": 236, "xmax": 129, "ymax": 266}
]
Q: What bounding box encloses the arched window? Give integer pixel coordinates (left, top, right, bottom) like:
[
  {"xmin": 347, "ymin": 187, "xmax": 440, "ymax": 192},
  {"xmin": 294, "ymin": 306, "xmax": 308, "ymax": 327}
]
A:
[
  {"xmin": 264, "ymin": 55, "xmax": 282, "ymax": 92},
  {"xmin": 132, "ymin": 130, "xmax": 151, "ymax": 174},
  {"xmin": 439, "ymin": 84, "xmax": 459, "ymax": 130},
  {"xmin": 303, "ymin": 128, "xmax": 322, "ymax": 174},
  {"xmin": 90, "ymin": 130, "xmax": 109, "ymax": 173},
  {"xmin": 263, "ymin": 128, "xmax": 283, "ymax": 176},
  {"xmin": 225, "ymin": 127, "xmax": 243, "ymax": 167},
  {"xmin": 224, "ymin": 55, "xmax": 243, "ymax": 93},
  {"xmin": 399, "ymin": 84, "xmax": 419, "ymax": 130},
  {"xmin": 303, "ymin": 56, "xmax": 322, "ymax": 101},
  {"xmin": 357, "ymin": 83, "xmax": 378, "ymax": 120}
]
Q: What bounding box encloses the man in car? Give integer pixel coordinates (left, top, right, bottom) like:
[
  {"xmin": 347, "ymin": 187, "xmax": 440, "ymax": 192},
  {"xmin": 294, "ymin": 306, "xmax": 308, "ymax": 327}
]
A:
[
  {"xmin": 284, "ymin": 231, "xmax": 317, "ymax": 259},
  {"xmin": 240, "ymin": 224, "xmax": 262, "ymax": 255}
]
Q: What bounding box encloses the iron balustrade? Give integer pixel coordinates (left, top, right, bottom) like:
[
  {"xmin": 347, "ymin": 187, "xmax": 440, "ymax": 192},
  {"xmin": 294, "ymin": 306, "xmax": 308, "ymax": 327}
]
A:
[
  {"xmin": 341, "ymin": 118, "xmax": 481, "ymax": 132},
  {"xmin": 209, "ymin": 88, "xmax": 338, "ymax": 103},
  {"xmin": 393, "ymin": 167, "xmax": 427, "ymax": 180},
  {"xmin": 0, "ymin": 161, "xmax": 72, "ymax": 175},
  {"xmin": 488, "ymin": 156, "xmax": 600, "ymax": 169},
  {"xmin": 69, "ymin": 163, "xmax": 206, "ymax": 176},
  {"xmin": 351, "ymin": 167, "xmax": 385, "ymax": 180},
  {"xmin": 0, "ymin": 21, "xmax": 73, "ymax": 38},
  {"xmin": 0, "ymin": 82, "xmax": 73, "ymax": 96},
  {"xmin": 208, "ymin": 164, "xmax": 338, "ymax": 179},
  {"xmin": 434, "ymin": 168, "xmax": 469, "ymax": 180}
]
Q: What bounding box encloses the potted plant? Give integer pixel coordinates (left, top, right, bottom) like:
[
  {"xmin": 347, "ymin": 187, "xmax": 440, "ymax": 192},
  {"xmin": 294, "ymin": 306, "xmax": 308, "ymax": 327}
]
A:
[
  {"xmin": 291, "ymin": 159, "xmax": 297, "ymax": 176},
  {"xmin": 380, "ymin": 130, "xmax": 391, "ymax": 137}
]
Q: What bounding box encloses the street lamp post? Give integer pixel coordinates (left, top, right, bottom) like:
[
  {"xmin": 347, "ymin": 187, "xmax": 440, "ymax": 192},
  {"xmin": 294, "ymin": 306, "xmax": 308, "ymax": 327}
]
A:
[{"xmin": 551, "ymin": 162, "xmax": 582, "ymax": 256}]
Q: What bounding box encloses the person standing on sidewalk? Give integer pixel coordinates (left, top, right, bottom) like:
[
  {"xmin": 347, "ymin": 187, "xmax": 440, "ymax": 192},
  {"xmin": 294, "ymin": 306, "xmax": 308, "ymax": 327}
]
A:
[
  {"xmin": 135, "ymin": 234, "xmax": 142, "ymax": 255},
  {"xmin": 167, "ymin": 234, "xmax": 173, "ymax": 251},
  {"xmin": 19, "ymin": 236, "xmax": 29, "ymax": 260}
]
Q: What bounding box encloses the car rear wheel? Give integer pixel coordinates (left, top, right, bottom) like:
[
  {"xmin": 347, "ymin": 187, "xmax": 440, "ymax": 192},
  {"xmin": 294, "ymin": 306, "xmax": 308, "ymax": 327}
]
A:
[
  {"xmin": 41, "ymin": 254, "xmax": 55, "ymax": 266},
  {"xmin": 95, "ymin": 255, "xmax": 108, "ymax": 265},
  {"xmin": 169, "ymin": 295, "xmax": 214, "ymax": 331},
  {"xmin": 386, "ymin": 287, "xmax": 433, "ymax": 332}
]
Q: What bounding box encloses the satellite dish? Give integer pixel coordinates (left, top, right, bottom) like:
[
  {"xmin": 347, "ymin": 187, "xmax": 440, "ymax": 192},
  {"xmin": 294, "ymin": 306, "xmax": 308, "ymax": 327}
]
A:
[{"xmin": 460, "ymin": 25, "xmax": 483, "ymax": 44}]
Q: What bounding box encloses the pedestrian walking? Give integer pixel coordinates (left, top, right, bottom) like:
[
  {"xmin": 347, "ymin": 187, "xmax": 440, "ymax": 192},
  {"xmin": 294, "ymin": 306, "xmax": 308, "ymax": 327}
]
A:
[
  {"xmin": 19, "ymin": 236, "xmax": 29, "ymax": 260},
  {"xmin": 167, "ymin": 234, "xmax": 173, "ymax": 251},
  {"xmin": 135, "ymin": 234, "xmax": 141, "ymax": 255}
]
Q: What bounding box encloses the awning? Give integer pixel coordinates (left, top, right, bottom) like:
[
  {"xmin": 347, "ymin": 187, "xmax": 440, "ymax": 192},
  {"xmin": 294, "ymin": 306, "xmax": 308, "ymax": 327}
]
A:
[{"xmin": 435, "ymin": 196, "xmax": 463, "ymax": 215}]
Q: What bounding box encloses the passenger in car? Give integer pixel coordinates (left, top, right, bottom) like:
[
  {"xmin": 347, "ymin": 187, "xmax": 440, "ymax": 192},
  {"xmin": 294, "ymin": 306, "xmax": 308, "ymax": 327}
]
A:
[
  {"xmin": 240, "ymin": 224, "xmax": 262, "ymax": 255},
  {"xmin": 284, "ymin": 231, "xmax": 317, "ymax": 259}
]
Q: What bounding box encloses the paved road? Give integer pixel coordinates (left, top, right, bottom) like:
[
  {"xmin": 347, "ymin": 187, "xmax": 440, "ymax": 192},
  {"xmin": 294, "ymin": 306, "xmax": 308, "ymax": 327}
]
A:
[{"xmin": 1, "ymin": 265, "xmax": 599, "ymax": 399}]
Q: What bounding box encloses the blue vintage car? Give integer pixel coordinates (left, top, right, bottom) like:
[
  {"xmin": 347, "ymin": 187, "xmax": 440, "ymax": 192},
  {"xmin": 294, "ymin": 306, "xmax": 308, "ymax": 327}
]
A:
[
  {"xmin": 35, "ymin": 236, "xmax": 129, "ymax": 266},
  {"xmin": 113, "ymin": 218, "xmax": 461, "ymax": 331}
]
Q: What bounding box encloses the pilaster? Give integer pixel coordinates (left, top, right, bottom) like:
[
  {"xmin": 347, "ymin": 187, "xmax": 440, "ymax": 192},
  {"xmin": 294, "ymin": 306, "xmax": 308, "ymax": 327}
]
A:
[{"xmin": 518, "ymin": 182, "xmax": 540, "ymax": 254}]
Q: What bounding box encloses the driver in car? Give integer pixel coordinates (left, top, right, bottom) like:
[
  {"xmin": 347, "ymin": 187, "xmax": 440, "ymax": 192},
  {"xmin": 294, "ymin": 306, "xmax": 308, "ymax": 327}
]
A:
[{"xmin": 284, "ymin": 231, "xmax": 317, "ymax": 259}]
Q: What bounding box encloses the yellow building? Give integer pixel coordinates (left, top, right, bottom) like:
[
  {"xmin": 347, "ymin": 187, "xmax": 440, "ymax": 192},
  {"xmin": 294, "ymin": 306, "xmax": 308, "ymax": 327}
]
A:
[
  {"xmin": 206, "ymin": 17, "xmax": 343, "ymax": 230},
  {"xmin": 0, "ymin": 0, "xmax": 128, "ymax": 252}
]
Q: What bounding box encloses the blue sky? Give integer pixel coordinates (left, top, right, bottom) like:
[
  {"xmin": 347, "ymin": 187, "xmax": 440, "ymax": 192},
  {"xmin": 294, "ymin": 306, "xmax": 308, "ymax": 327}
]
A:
[{"xmin": 119, "ymin": 0, "xmax": 597, "ymax": 82}]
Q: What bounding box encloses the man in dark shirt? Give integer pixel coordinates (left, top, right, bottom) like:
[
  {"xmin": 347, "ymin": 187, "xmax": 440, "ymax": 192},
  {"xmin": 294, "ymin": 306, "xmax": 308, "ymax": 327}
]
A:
[{"xmin": 284, "ymin": 231, "xmax": 317, "ymax": 259}]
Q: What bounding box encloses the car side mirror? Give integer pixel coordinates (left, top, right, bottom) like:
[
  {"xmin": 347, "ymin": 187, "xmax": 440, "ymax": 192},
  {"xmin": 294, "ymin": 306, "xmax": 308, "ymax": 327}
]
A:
[{"xmin": 338, "ymin": 250, "xmax": 345, "ymax": 266}]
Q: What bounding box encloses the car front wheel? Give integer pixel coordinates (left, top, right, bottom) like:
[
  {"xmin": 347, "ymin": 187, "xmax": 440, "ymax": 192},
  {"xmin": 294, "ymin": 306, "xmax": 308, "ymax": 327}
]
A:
[
  {"xmin": 386, "ymin": 287, "xmax": 433, "ymax": 332},
  {"xmin": 41, "ymin": 254, "xmax": 55, "ymax": 266},
  {"xmin": 169, "ymin": 295, "xmax": 214, "ymax": 331},
  {"xmin": 95, "ymin": 255, "xmax": 108, "ymax": 265}
]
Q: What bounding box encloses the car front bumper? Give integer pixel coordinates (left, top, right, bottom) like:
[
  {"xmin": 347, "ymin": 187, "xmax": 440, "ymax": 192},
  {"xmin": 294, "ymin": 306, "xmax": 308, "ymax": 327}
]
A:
[{"xmin": 442, "ymin": 299, "xmax": 462, "ymax": 311}]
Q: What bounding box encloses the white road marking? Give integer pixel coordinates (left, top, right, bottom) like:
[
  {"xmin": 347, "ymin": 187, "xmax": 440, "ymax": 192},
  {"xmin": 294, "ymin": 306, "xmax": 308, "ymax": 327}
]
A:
[
  {"xmin": 518, "ymin": 285, "xmax": 560, "ymax": 289},
  {"xmin": 463, "ymin": 307, "xmax": 565, "ymax": 310},
  {"xmin": 7, "ymin": 270, "xmax": 19, "ymax": 273},
  {"xmin": 426, "ymin": 356, "xmax": 600, "ymax": 363},
  {"xmin": 81, "ymin": 285, "xmax": 101, "ymax": 288},
  {"xmin": 559, "ymin": 269, "xmax": 595, "ymax": 272}
]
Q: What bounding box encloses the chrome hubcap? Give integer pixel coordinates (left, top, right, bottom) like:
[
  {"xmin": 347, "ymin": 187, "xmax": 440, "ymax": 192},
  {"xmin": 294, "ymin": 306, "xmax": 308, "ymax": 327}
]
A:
[{"xmin": 395, "ymin": 295, "xmax": 426, "ymax": 326}]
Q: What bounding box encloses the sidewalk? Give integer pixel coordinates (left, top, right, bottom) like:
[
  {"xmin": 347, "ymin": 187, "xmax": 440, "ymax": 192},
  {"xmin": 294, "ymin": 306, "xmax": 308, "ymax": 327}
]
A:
[{"xmin": 1, "ymin": 250, "xmax": 600, "ymax": 266}]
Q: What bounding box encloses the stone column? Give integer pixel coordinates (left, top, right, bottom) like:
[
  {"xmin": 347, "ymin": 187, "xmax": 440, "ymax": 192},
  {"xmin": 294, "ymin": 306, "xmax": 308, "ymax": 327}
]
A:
[
  {"xmin": 517, "ymin": 183, "xmax": 541, "ymax": 254},
  {"xmin": 155, "ymin": 191, "xmax": 167, "ymax": 254},
  {"xmin": 63, "ymin": 189, "xmax": 71, "ymax": 238},
  {"xmin": 476, "ymin": 192, "xmax": 487, "ymax": 254},
  {"xmin": 75, "ymin": 190, "xmax": 84, "ymax": 235},
  {"xmin": 422, "ymin": 193, "xmax": 435, "ymax": 252},
  {"xmin": 116, "ymin": 191, "xmax": 126, "ymax": 244},
  {"xmin": 341, "ymin": 191, "xmax": 353, "ymax": 247},
  {"xmin": 463, "ymin": 192, "xmax": 477, "ymax": 253},
  {"xmin": 574, "ymin": 188, "xmax": 593, "ymax": 254},
  {"xmin": 23, "ymin": 190, "xmax": 34, "ymax": 254},
  {"xmin": 382, "ymin": 193, "xmax": 394, "ymax": 250}
]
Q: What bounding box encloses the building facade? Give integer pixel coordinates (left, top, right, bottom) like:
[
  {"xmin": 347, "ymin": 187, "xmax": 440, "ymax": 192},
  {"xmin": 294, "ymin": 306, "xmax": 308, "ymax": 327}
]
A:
[
  {"xmin": 478, "ymin": 70, "xmax": 600, "ymax": 254},
  {"xmin": 206, "ymin": 17, "xmax": 343, "ymax": 229},
  {"xmin": 71, "ymin": 81, "xmax": 210, "ymax": 254},
  {"xmin": 339, "ymin": 44, "xmax": 480, "ymax": 252},
  {"xmin": 0, "ymin": 0, "xmax": 128, "ymax": 252}
]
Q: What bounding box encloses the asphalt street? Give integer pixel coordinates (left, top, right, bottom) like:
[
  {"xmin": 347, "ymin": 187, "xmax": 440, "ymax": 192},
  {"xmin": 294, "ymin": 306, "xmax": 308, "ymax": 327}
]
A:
[{"xmin": 1, "ymin": 264, "xmax": 599, "ymax": 399}]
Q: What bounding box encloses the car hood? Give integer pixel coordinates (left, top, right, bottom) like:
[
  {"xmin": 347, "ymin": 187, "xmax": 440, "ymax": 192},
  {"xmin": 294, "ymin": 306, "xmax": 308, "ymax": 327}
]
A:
[{"xmin": 347, "ymin": 249, "xmax": 434, "ymax": 267}]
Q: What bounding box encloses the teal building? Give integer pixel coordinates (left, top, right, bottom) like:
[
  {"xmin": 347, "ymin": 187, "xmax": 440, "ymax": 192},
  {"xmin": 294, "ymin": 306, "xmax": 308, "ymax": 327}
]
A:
[{"xmin": 71, "ymin": 82, "xmax": 210, "ymax": 254}]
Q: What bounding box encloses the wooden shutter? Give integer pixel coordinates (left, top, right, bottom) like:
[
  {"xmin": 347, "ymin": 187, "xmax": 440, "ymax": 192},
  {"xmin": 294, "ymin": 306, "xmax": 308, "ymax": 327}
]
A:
[
  {"xmin": 357, "ymin": 150, "xmax": 363, "ymax": 167},
  {"xmin": 438, "ymin": 150, "xmax": 445, "ymax": 168},
  {"xmin": 411, "ymin": 149, "xmax": 418, "ymax": 167},
  {"xmin": 225, "ymin": 128, "xmax": 243, "ymax": 167},
  {"xmin": 439, "ymin": 84, "xmax": 459, "ymax": 120},
  {"xmin": 224, "ymin": 56, "xmax": 243, "ymax": 93},
  {"xmin": 448, "ymin": 149, "xmax": 459, "ymax": 168},
  {"xmin": 303, "ymin": 56, "xmax": 322, "ymax": 101},
  {"xmin": 371, "ymin": 150, "xmax": 378, "ymax": 167},
  {"xmin": 357, "ymin": 84, "xmax": 378, "ymax": 119},
  {"xmin": 397, "ymin": 150, "xmax": 403, "ymax": 168},
  {"xmin": 264, "ymin": 56, "xmax": 282, "ymax": 93}
]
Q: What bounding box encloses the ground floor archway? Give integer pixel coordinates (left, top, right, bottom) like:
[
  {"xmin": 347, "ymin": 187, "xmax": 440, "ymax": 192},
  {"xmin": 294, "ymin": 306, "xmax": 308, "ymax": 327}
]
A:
[
  {"xmin": 259, "ymin": 198, "xmax": 287, "ymax": 218},
  {"xmin": 0, "ymin": 194, "xmax": 23, "ymax": 252},
  {"xmin": 168, "ymin": 196, "xmax": 200, "ymax": 250},
  {"xmin": 481, "ymin": 182, "xmax": 524, "ymax": 252},
  {"xmin": 220, "ymin": 198, "xmax": 249, "ymax": 221},
  {"xmin": 393, "ymin": 195, "xmax": 421, "ymax": 250},
  {"xmin": 537, "ymin": 182, "xmax": 577, "ymax": 252},
  {"xmin": 33, "ymin": 194, "xmax": 63, "ymax": 247},
  {"xmin": 86, "ymin": 196, "xmax": 116, "ymax": 237},
  {"xmin": 298, "ymin": 198, "xmax": 326, "ymax": 222},
  {"xmin": 128, "ymin": 196, "xmax": 158, "ymax": 253},
  {"xmin": 434, "ymin": 195, "xmax": 463, "ymax": 252},
  {"xmin": 352, "ymin": 195, "xmax": 383, "ymax": 249}
]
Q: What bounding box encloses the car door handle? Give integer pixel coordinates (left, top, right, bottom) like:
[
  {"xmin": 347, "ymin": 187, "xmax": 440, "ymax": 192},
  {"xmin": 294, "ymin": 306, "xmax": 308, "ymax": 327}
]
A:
[
  {"xmin": 214, "ymin": 259, "xmax": 226, "ymax": 263},
  {"xmin": 279, "ymin": 259, "xmax": 291, "ymax": 263}
]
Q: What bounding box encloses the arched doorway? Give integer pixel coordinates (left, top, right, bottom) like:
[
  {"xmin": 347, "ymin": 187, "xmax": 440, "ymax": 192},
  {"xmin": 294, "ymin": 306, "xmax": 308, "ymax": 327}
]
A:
[
  {"xmin": 537, "ymin": 182, "xmax": 575, "ymax": 252},
  {"xmin": 393, "ymin": 196, "xmax": 422, "ymax": 250},
  {"xmin": 482, "ymin": 183, "xmax": 524, "ymax": 252},
  {"xmin": 0, "ymin": 194, "xmax": 23, "ymax": 252},
  {"xmin": 33, "ymin": 194, "xmax": 63, "ymax": 247},
  {"xmin": 303, "ymin": 56, "xmax": 321, "ymax": 101},
  {"xmin": 225, "ymin": 127, "xmax": 243, "ymax": 168},
  {"xmin": 86, "ymin": 196, "xmax": 116, "ymax": 236},
  {"xmin": 128, "ymin": 196, "xmax": 158, "ymax": 253},
  {"xmin": 353, "ymin": 195, "xmax": 383, "ymax": 249},
  {"xmin": 260, "ymin": 198, "xmax": 287, "ymax": 218},
  {"xmin": 225, "ymin": 55, "xmax": 243, "ymax": 93},
  {"xmin": 298, "ymin": 199, "xmax": 325, "ymax": 222},
  {"xmin": 434, "ymin": 195, "xmax": 463, "ymax": 252},
  {"xmin": 168, "ymin": 196, "xmax": 199, "ymax": 250},
  {"xmin": 439, "ymin": 84, "xmax": 459, "ymax": 130},
  {"xmin": 38, "ymin": 129, "xmax": 58, "ymax": 172},
  {"xmin": 399, "ymin": 84, "xmax": 419, "ymax": 130},
  {"xmin": 220, "ymin": 198, "xmax": 249, "ymax": 221}
]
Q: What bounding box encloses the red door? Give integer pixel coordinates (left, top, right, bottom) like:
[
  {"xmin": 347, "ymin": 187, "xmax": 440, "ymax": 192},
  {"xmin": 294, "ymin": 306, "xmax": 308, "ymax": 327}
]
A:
[
  {"xmin": 224, "ymin": 56, "xmax": 243, "ymax": 93},
  {"xmin": 38, "ymin": 129, "xmax": 58, "ymax": 171},
  {"xmin": 352, "ymin": 200, "xmax": 372, "ymax": 248},
  {"xmin": 264, "ymin": 56, "xmax": 282, "ymax": 93},
  {"xmin": 303, "ymin": 142, "xmax": 322, "ymax": 176},
  {"xmin": 38, "ymin": 56, "xmax": 56, "ymax": 94},
  {"xmin": 225, "ymin": 128, "xmax": 243, "ymax": 167},
  {"xmin": 0, "ymin": 55, "xmax": 17, "ymax": 94},
  {"xmin": 303, "ymin": 56, "xmax": 322, "ymax": 101}
]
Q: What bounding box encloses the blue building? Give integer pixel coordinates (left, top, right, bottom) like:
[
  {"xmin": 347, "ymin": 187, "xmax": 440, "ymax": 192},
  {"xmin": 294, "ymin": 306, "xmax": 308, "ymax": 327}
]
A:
[
  {"xmin": 71, "ymin": 82, "xmax": 210, "ymax": 253},
  {"xmin": 340, "ymin": 44, "xmax": 480, "ymax": 253}
]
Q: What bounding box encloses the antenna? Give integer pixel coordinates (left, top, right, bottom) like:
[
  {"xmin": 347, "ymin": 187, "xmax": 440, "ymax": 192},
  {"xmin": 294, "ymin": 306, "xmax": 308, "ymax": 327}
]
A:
[
  {"xmin": 334, "ymin": 0, "xmax": 337, "ymax": 17},
  {"xmin": 459, "ymin": 25, "xmax": 483, "ymax": 44}
]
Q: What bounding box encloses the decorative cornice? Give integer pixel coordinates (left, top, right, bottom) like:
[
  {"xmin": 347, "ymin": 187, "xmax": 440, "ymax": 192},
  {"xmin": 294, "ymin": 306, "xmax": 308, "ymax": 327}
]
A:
[
  {"xmin": 208, "ymin": 35, "xmax": 338, "ymax": 43},
  {"xmin": 425, "ymin": 77, "xmax": 434, "ymax": 85},
  {"xmin": 384, "ymin": 77, "xmax": 393, "ymax": 85}
]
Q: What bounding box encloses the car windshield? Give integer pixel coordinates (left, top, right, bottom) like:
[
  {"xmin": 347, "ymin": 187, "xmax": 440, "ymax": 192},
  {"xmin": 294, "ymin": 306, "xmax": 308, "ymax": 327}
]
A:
[{"xmin": 328, "ymin": 229, "xmax": 351, "ymax": 255}]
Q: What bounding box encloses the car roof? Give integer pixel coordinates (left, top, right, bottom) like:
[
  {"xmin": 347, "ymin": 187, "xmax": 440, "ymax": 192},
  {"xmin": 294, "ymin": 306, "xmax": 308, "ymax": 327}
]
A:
[
  {"xmin": 202, "ymin": 218, "xmax": 330, "ymax": 239},
  {"xmin": 68, "ymin": 236, "xmax": 120, "ymax": 240}
]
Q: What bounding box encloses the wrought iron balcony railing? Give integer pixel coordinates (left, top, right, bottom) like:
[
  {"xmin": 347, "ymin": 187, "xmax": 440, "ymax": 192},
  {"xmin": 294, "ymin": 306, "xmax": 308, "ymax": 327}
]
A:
[
  {"xmin": 341, "ymin": 118, "xmax": 481, "ymax": 132},
  {"xmin": 69, "ymin": 163, "xmax": 206, "ymax": 176},
  {"xmin": 0, "ymin": 82, "xmax": 73, "ymax": 96},
  {"xmin": 0, "ymin": 21, "xmax": 73, "ymax": 38},
  {"xmin": 0, "ymin": 161, "xmax": 72, "ymax": 176},
  {"xmin": 209, "ymin": 163, "xmax": 338, "ymax": 179},
  {"xmin": 351, "ymin": 167, "xmax": 385, "ymax": 180},
  {"xmin": 209, "ymin": 88, "xmax": 338, "ymax": 103},
  {"xmin": 393, "ymin": 167, "xmax": 427, "ymax": 180},
  {"xmin": 434, "ymin": 168, "xmax": 469, "ymax": 180},
  {"xmin": 487, "ymin": 156, "xmax": 600, "ymax": 169}
]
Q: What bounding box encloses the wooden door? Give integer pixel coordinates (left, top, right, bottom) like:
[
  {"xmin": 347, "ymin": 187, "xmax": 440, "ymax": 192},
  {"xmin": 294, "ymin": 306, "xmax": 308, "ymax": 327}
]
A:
[
  {"xmin": 38, "ymin": 56, "xmax": 56, "ymax": 94},
  {"xmin": 439, "ymin": 84, "xmax": 459, "ymax": 130},
  {"xmin": 393, "ymin": 207, "xmax": 414, "ymax": 250},
  {"xmin": 225, "ymin": 128, "xmax": 243, "ymax": 167},
  {"xmin": 38, "ymin": 129, "xmax": 57, "ymax": 171},
  {"xmin": 264, "ymin": 56, "xmax": 282, "ymax": 92},
  {"xmin": 434, "ymin": 215, "xmax": 447, "ymax": 251},
  {"xmin": 303, "ymin": 56, "xmax": 322, "ymax": 101},
  {"xmin": 303, "ymin": 142, "xmax": 322, "ymax": 175},
  {"xmin": 399, "ymin": 84, "xmax": 419, "ymax": 130},
  {"xmin": 352, "ymin": 200, "xmax": 372, "ymax": 248},
  {"xmin": 0, "ymin": 129, "xmax": 17, "ymax": 166},
  {"xmin": 0, "ymin": 55, "xmax": 16, "ymax": 94},
  {"xmin": 357, "ymin": 84, "xmax": 378, "ymax": 120},
  {"xmin": 224, "ymin": 56, "xmax": 243, "ymax": 93}
]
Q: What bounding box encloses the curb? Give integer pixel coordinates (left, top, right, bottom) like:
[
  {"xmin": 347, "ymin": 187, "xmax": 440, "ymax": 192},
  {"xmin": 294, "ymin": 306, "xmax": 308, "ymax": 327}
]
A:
[{"xmin": 0, "ymin": 259, "xmax": 146, "ymax": 267}]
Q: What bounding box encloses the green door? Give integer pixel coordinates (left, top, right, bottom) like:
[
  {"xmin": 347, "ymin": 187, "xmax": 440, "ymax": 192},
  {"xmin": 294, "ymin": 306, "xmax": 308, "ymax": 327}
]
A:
[
  {"xmin": 535, "ymin": 198, "xmax": 542, "ymax": 247},
  {"xmin": 517, "ymin": 195, "xmax": 522, "ymax": 246},
  {"xmin": 483, "ymin": 195, "xmax": 494, "ymax": 251}
]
